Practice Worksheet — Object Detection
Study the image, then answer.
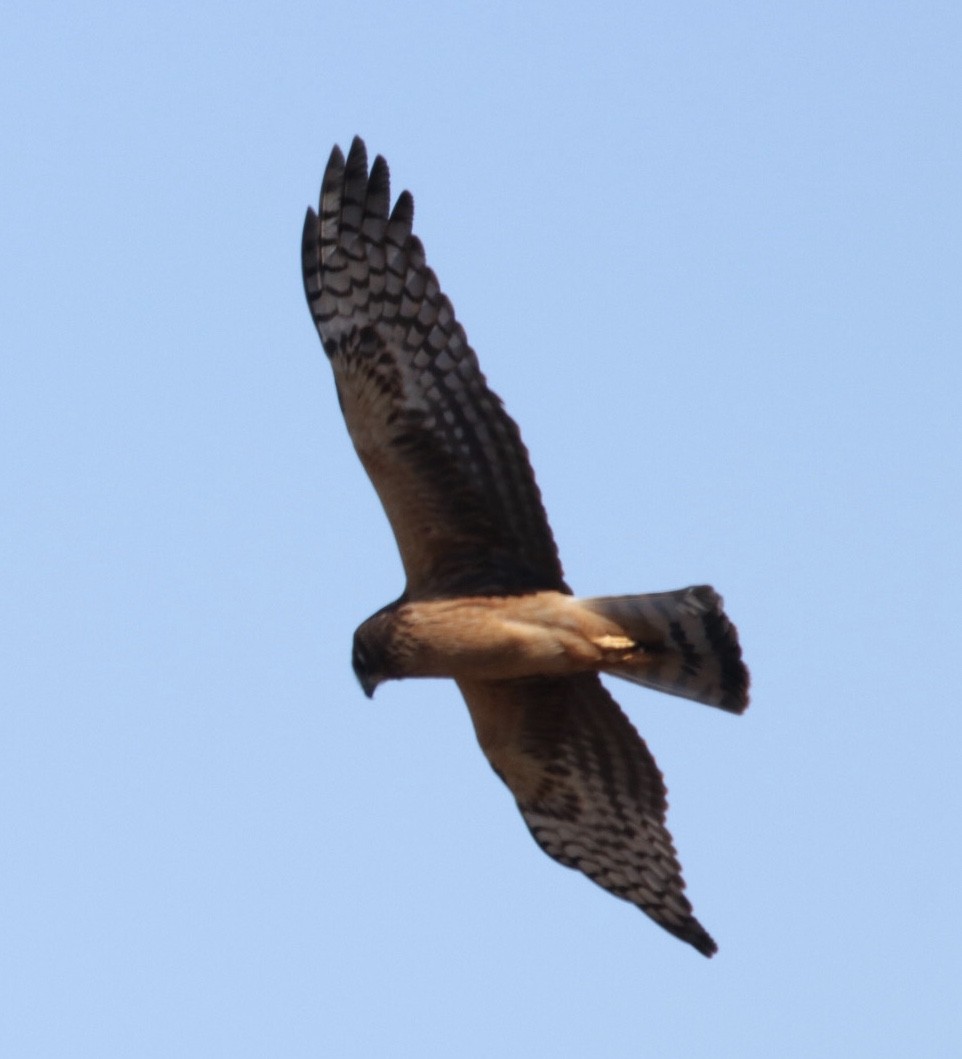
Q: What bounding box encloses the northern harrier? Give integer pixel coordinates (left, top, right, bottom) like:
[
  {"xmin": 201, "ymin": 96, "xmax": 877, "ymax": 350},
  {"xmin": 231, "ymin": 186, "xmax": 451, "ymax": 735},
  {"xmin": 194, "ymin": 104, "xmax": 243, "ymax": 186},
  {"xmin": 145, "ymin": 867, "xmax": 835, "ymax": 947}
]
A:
[{"xmin": 302, "ymin": 138, "xmax": 749, "ymax": 957}]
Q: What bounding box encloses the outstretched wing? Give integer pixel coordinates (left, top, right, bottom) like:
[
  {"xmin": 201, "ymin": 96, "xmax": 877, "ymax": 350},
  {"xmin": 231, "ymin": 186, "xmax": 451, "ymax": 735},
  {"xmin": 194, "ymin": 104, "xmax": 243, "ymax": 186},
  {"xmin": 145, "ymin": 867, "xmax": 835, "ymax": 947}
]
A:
[
  {"xmin": 302, "ymin": 137, "xmax": 566, "ymax": 599},
  {"xmin": 458, "ymin": 673, "xmax": 718, "ymax": 957}
]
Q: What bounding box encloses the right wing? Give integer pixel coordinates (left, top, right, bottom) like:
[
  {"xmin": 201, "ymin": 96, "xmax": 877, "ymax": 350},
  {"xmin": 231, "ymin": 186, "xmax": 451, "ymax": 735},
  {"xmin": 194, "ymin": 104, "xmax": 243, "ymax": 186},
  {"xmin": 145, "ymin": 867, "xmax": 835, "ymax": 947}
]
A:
[{"xmin": 458, "ymin": 673, "xmax": 719, "ymax": 957}]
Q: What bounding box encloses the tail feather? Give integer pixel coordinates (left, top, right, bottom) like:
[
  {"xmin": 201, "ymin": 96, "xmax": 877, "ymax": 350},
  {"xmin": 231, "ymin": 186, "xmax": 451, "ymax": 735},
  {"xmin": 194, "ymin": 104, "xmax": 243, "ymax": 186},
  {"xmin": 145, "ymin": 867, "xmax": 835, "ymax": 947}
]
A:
[{"xmin": 582, "ymin": 585, "xmax": 749, "ymax": 713}]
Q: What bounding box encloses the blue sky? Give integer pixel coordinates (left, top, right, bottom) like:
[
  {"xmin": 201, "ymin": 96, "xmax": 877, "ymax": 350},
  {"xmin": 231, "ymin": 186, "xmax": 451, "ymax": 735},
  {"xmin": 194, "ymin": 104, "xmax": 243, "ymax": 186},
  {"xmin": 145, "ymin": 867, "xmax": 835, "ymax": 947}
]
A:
[{"xmin": 3, "ymin": 2, "xmax": 961, "ymax": 1055}]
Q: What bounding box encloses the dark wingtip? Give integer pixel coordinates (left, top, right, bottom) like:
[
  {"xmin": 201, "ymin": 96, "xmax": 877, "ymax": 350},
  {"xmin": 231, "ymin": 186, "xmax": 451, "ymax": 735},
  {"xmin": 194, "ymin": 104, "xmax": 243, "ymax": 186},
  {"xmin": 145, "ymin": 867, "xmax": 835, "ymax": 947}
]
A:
[
  {"xmin": 390, "ymin": 188, "xmax": 415, "ymax": 229},
  {"xmin": 651, "ymin": 907, "xmax": 718, "ymax": 957},
  {"xmin": 691, "ymin": 925, "xmax": 718, "ymax": 958},
  {"xmin": 366, "ymin": 155, "xmax": 391, "ymax": 218},
  {"xmin": 317, "ymin": 143, "xmax": 346, "ymax": 225},
  {"xmin": 345, "ymin": 135, "xmax": 368, "ymax": 177},
  {"xmin": 301, "ymin": 206, "xmax": 317, "ymax": 273}
]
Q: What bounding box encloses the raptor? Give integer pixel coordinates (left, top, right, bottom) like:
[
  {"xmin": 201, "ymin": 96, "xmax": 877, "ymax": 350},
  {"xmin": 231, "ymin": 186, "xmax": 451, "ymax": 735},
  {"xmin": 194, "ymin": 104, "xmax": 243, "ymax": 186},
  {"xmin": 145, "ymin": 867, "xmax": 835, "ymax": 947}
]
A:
[{"xmin": 302, "ymin": 138, "xmax": 749, "ymax": 956}]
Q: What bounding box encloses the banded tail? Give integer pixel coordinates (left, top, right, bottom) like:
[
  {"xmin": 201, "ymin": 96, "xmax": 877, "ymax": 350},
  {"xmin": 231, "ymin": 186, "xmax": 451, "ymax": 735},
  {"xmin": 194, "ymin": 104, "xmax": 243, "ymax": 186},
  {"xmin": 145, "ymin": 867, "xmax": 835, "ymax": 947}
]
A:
[{"xmin": 583, "ymin": 585, "xmax": 749, "ymax": 714}]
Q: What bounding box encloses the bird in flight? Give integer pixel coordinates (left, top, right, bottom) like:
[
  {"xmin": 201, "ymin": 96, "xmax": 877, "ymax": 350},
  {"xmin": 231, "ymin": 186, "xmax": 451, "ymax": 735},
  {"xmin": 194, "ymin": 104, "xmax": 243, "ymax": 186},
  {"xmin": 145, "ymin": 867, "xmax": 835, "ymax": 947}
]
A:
[{"xmin": 301, "ymin": 137, "xmax": 749, "ymax": 957}]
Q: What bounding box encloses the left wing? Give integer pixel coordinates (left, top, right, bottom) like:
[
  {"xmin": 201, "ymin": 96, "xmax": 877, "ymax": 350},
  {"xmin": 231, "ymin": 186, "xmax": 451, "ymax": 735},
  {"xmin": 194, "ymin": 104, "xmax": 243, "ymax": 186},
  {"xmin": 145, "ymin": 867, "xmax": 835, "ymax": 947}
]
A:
[
  {"xmin": 302, "ymin": 138, "xmax": 566, "ymax": 599},
  {"xmin": 458, "ymin": 673, "xmax": 718, "ymax": 956}
]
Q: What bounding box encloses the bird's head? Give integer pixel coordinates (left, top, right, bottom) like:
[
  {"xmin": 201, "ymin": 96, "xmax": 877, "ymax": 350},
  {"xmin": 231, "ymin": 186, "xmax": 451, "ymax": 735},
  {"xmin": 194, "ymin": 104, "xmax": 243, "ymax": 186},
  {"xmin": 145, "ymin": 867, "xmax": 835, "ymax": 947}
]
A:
[{"xmin": 351, "ymin": 615, "xmax": 397, "ymax": 698}]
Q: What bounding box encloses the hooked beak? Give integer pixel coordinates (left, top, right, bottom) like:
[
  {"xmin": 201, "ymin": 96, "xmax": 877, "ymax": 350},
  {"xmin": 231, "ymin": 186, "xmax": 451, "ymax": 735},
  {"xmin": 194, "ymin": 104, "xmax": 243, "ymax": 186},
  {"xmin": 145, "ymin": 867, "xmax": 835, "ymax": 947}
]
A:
[{"xmin": 357, "ymin": 673, "xmax": 380, "ymax": 699}]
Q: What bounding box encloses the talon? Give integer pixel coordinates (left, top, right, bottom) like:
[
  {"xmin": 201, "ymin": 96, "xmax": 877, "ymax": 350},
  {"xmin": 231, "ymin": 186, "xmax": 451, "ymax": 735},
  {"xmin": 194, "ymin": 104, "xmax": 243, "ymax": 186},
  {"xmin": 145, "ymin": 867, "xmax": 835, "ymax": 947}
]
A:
[{"xmin": 593, "ymin": 634, "xmax": 635, "ymax": 651}]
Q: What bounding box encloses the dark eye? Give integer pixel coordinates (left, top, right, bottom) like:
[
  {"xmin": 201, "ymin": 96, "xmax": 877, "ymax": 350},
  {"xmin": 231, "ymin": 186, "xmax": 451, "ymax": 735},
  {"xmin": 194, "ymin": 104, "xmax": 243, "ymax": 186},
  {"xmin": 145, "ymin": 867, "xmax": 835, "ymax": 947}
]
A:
[{"xmin": 352, "ymin": 640, "xmax": 369, "ymax": 673}]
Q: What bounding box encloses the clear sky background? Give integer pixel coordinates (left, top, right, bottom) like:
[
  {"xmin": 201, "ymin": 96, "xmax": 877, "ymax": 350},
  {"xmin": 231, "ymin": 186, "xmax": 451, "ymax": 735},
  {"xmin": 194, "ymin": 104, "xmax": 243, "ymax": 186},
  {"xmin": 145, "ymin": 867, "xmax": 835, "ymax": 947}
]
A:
[{"xmin": 3, "ymin": 2, "xmax": 961, "ymax": 1056}]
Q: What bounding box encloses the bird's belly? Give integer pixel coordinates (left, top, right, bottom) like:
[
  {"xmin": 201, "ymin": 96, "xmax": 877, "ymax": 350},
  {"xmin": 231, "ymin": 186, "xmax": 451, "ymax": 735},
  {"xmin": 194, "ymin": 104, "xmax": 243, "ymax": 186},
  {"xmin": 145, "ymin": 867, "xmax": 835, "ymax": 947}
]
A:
[{"xmin": 402, "ymin": 595, "xmax": 603, "ymax": 681}]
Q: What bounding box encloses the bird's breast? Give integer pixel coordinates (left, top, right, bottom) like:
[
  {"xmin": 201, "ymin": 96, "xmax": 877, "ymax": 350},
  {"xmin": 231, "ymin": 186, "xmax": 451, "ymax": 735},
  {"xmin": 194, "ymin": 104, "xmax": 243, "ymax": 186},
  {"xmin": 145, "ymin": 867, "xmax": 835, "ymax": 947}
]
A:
[{"xmin": 394, "ymin": 593, "xmax": 613, "ymax": 682}]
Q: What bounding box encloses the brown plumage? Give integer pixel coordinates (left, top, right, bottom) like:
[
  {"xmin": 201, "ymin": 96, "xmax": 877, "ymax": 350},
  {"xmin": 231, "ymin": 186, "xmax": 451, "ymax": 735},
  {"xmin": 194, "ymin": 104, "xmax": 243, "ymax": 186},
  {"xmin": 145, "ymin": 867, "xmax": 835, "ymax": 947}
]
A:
[{"xmin": 302, "ymin": 137, "xmax": 750, "ymax": 957}]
